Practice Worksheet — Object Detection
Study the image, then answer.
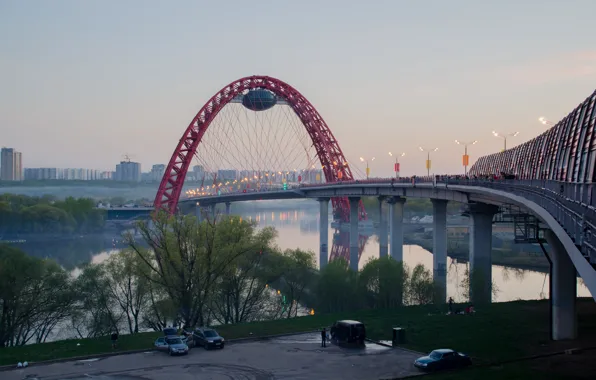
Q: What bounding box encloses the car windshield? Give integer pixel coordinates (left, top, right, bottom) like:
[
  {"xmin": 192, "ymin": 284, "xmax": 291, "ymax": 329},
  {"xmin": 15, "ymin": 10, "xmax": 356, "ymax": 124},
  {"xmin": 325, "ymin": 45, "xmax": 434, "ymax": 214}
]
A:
[
  {"xmin": 166, "ymin": 338, "xmax": 183, "ymax": 345},
  {"xmin": 203, "ymin": 330, "xmax": 218, "ymax": 338},
  {"xmin": 429, "ymin": 351, "xmax": 443, "ymax": 360}
]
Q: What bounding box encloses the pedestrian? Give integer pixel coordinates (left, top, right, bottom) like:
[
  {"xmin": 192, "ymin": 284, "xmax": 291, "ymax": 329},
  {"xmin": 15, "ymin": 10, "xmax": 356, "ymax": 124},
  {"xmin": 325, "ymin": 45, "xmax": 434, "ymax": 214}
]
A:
[
  {"xmin": 111, "ymin": 331, "xmax": 119, "ymax": 349},
  {"xmin": 321, "ymin": 328, "xmax": 327, "ymax": 348},
  {"xmin": 448, "ymin": 297, "xmax": 454, "ymax": 314},
  {"xmin": 391, "ymin": 178, "xmax": 395, "ymax": 188}
]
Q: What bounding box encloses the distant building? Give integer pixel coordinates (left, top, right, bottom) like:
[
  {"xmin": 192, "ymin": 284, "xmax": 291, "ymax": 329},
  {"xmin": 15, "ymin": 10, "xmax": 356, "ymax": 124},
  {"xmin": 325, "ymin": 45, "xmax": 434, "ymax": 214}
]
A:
[
  {"xmin": 1, "ymin": 148, "xmax": 23, "ymax": 181},
  {"xmin": 151, "ymin": 164, "xmax": 166, "ymax": 182},
  {"xmin": 217, "ymin": 169, "xmax": 237, "ymax": 182},
  {"xmin": 192, "ymin": 165, "xmax": 204, "ymax": 181},
  {"xmin": 24, "ymin": 168, "xmax": 58, "ymax": 180},
  {"xmin": 115, "ymin": 161, "xmax": 141, "ymax": 182}
]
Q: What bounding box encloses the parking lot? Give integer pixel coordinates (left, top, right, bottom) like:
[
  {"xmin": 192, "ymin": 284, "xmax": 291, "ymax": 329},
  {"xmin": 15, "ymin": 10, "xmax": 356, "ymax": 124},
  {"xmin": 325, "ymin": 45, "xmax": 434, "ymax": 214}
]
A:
[{"xmin": 4, "ymin": 333, "xmax": 423, "ymax": 380}]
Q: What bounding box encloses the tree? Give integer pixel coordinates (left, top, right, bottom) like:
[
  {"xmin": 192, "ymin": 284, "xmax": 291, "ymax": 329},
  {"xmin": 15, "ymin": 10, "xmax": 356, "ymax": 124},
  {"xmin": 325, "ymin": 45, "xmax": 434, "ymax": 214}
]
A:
[
  {"xmin": 210, "ymin": 249, "xmax": 277, "ymax": 324},
  {"xmin": 103, "ymin": 249, "xmax": 150, "ymax": 334},
  {"xmin": 315, "ymin": 259, "xmax": 361, "ymax": 313},
  {"xmin": 72, "ymin": 264, "xmax": 122, "ymax": 338},
  {"xmin": 406, "ymin": 264, "xmax": 435, "ymax": 305},
  {"xmin": 0, "ymin": 245, "xmax": 75, "ymax": 346},
  {"xmin": 273, "ymin": 249, "xmax": 317, "ymax": 318},
  {"xmin": 359, "ymin": 257, "xmax": 408, "ymax": 309},
  {"xmin": 126, "ymin": 212, "xmax": 276, "ymax": 327}
]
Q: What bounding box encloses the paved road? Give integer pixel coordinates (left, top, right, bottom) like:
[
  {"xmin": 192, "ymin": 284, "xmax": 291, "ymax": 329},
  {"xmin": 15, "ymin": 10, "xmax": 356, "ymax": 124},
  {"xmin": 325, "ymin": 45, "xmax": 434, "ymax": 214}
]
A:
[{"xmin": 4, "ymin": 333, "xmax": 423, "ymax": 380}]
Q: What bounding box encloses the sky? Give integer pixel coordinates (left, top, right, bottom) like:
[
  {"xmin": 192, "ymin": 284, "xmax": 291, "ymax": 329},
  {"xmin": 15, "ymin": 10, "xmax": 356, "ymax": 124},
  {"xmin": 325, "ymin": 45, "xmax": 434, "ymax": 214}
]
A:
[{"xmin": 1, "ymin": 0, "xmax": 596, "ymax": 177}]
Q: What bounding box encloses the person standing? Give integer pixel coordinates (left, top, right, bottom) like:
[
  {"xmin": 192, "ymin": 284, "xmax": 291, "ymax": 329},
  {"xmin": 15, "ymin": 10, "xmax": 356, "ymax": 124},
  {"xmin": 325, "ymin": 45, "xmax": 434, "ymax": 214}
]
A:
[
  {"xmin": 448, "ymin": 297, "xmax": 454, "ymax": 314},
  {"xmin": 111, "ymin": 332, "xmax": 118, "ymax": 349},
  {"xmin": 321, "ymin": 328, "xmax": 327, "ymax": 348}
]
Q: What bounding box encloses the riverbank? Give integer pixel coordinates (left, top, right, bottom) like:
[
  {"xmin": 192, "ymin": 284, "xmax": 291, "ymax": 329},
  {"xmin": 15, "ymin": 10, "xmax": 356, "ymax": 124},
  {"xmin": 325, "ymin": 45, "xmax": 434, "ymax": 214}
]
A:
[
  {"xmin": 406, "ymin": 235, "xmax": 550, "ymax": 272},
  {"xmin": 2, "ymin": 299, "xmax": 595, "ymax": 378}
]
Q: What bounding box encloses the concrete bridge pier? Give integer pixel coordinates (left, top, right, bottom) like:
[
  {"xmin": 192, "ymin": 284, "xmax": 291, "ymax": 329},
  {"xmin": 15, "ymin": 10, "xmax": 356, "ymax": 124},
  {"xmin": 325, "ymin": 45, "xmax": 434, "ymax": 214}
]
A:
[
  {"xmin": 388, "ymin": 197, "xmax": 406, "ymax": 262},
  {"xmin": 468, "ymin": 203, "xmax": 499, "ymax": 305},
  {"xmin": 209, "ymin": 204, "xmax": 216, "ymax": 220},
  {"xmin": 378, "ymin": 196, "xmax": 388, "ymax": 258},
  {"xmin": 545, "ymin": 230, "xmax": 578, "ymax": 340},
  {"xmin": 349, "ymin": 197, "xmax": 360, "ymax": 271},
  {"xmin": 225, "ymin": 202, "xmax": 231, "ymax": 215},
  {"xmin": 432, "ymin": 199, "xmax": 448, "ymax": 303},
  {"xmin": 318, "ymin": 198, "xmax": 330, "ymax": 269}
]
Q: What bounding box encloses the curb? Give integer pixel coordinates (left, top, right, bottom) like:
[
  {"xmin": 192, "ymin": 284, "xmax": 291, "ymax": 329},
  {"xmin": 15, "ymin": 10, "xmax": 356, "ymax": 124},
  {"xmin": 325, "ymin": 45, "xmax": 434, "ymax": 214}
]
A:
[
  {"xmin": 0, "ymin": 330, "xmax": 321, "ymax": 372},
  {"xmin": 364, "ymin": 338, "xmax": 424, "ymax": 355}
]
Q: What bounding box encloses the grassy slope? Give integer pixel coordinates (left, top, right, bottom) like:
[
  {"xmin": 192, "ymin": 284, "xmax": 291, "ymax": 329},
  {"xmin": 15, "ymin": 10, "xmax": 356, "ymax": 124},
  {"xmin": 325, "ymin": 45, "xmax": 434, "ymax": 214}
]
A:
[{"xmin": 1, "ymin": 299, "xmax": 595, "ymax": 379}]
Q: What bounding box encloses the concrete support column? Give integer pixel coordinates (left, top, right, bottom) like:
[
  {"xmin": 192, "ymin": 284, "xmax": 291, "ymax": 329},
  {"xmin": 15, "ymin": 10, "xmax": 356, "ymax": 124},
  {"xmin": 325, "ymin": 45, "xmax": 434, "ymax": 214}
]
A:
[
  {"xmin": 378, "ymin": 196, "xmax": 388, "ymax": 258},
  {"xmin": 349, "ymin": 197, "xmax": 360, "ymax": 272},
  {"xmin": 468, "ymin": 203, "xmax": 499, "ymax": 305},
  {"xmin": 225, "ymin": 202, "xmax": 231, "ymax": 215},
  {"xmin": 545, "ymin": 230, "xmax": 578, "ymax": 340},
  {"xmin": 388, "ymin": 197, "xmax": 406, "ymax": 262},
  {"xmin": 432, "ymin": 199, "xmax": 448, "ymax": 303},
  {"xmin": 209, "ymin": 204, "xmax": 216, "ymax": 220},
  {"xmin": 318, "ymin": 198, "xmax": 330, "ymax": 269}
]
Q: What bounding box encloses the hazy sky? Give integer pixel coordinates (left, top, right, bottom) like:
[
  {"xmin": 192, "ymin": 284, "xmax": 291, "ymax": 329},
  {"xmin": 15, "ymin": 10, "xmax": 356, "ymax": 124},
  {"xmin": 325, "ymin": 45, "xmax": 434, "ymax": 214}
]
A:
[{"xmin": 2, "ymin": 0, "xmax": 596, "ymax": 177}]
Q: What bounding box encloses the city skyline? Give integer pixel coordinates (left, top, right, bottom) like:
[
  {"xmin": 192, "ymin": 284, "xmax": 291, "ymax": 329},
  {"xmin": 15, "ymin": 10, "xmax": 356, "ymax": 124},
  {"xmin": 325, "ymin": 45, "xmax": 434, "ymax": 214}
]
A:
[{"xmin": 2, "ymin": 1, "xmax": 596, "ymax": 176}]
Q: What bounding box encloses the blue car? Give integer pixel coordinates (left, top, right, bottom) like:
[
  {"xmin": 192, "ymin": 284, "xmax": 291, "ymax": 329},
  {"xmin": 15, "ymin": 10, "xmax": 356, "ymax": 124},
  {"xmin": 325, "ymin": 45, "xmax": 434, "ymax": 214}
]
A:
[{"xmin": 414, "ymin": 349, "xmax": 472, "ymax": 371}]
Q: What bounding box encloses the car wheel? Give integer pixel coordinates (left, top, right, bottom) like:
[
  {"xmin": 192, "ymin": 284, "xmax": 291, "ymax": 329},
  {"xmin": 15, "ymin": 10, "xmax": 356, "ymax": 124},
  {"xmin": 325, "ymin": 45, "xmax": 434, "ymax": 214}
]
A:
[
  {"xmin": 168, "ymin": 350, "xmax": 173, "ymax": 356},
  {"xmin": 204, "ymin": 344, "xmax": 209, "ymax": 350}
]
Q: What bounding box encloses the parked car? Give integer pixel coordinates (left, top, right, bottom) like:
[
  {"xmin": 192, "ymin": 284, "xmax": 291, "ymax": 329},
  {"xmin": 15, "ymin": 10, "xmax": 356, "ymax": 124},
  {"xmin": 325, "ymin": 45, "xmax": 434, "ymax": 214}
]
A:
[
  {"xmin": 330, "ymin": 320, "xmax": 366, "ymax": 345},
  {"xmin": 192, "ymin": 327, "xmax": 225, "ymax": 350},
  {"xmin": 154, "ymin": 336, "xmax": 189, "ymax": 356},
  {"xmin": 162, "ymin": 327, "xmax": 191, "ymax": 345},
  {"xmin": 414, "ymin": 349, "xmax": 472, "ymax": 371}
]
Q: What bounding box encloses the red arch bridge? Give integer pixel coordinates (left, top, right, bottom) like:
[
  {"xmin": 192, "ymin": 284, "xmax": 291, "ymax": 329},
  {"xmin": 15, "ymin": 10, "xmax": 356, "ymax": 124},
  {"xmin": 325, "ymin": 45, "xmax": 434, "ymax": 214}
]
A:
[{"xmin": 106, "ymin": 76, "xmax": 596, "ymax": 342}]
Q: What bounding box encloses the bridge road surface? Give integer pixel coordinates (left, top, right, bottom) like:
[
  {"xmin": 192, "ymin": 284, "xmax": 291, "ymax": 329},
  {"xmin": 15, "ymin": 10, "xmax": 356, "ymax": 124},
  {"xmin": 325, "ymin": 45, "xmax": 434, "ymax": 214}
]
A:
[{"xmin": 4, "ymin": 333, "xmax": 422, "ymax": 380}]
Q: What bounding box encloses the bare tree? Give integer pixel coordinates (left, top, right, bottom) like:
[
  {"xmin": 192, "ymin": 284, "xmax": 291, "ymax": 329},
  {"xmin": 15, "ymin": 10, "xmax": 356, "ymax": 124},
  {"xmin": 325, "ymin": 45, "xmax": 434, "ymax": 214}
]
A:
[{"xmin": 126, "ymin": 212, "xmax": 276, "ymax": 327}]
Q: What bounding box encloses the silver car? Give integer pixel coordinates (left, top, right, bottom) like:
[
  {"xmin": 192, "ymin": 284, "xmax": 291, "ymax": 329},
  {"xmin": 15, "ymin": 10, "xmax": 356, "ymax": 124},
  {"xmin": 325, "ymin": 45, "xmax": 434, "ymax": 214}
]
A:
[{"xmin": 155, "ymin": 335, "xmax": 189, "ymax": 356}]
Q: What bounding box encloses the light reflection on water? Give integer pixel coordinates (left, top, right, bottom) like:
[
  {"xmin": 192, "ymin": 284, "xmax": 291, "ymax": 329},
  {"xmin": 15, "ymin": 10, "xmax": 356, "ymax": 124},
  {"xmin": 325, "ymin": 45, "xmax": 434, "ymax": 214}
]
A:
[
  {"xmin": 84, "ymin": 208, "xmax": 591, "ymax": 303},
  {"xmin": 239, "ymin": 209, "xmax": 591, "ymax": 303}
]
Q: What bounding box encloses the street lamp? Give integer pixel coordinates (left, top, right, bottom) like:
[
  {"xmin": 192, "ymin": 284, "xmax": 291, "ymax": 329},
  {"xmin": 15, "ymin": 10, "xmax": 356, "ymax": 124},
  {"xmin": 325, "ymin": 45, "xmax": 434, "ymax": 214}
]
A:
[
  {"xmin": 359, "ymin": 156, "xmax": 375, "ymax": 179},
  {"xmin": 539, "ymin": 117, "xmax": 555, "ymax": 126},
  {"xmin": 388, "ymin": 151, "xmax": 405, "ymax": 178},
  {"xmin": 492, "ymin": 131, "xmax": 519, "ymax": 151},
  {"xmin": 454, "ymin": 140, "xmax": 478, "ymax": 176},
  {"xmin": 418, "ymin": 147, "xmax": 438, "ymax": 177}
]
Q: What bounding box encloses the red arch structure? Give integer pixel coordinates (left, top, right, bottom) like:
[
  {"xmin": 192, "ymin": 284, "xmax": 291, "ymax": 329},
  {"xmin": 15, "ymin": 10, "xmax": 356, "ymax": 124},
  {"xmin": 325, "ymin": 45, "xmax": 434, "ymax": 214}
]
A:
[{"xmin": 154, "ymin": 75, "xmax": 366, "ymax": 222}]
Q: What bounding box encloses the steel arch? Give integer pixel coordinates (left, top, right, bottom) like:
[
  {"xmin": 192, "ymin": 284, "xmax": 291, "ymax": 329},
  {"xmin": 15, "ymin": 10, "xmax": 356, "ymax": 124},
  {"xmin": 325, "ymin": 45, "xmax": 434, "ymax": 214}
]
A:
[{"xmin": 154, "ymin": 75, "xmax": 366, "ymax": 222}]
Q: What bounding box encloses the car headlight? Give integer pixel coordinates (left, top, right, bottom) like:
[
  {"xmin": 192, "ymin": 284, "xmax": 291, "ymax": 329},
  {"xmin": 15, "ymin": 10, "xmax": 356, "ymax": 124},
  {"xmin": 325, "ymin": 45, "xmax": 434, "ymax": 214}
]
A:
[
  {"xmin": 208, "ymin": 340, "xmax": 214, "ymax": 343},
  {"xmin": 221, "ymin": 338, "xmax": 225, "ymax": 342}
]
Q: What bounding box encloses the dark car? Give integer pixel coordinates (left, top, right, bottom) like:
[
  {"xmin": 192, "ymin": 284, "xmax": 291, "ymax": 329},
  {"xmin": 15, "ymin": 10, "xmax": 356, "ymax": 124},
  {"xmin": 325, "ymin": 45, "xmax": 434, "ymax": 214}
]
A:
[
  {"xmin": 154, "ymin": 335, "xmax": 189, "ymax": 356},
  {"xmin": 330, "ymin": 320, "xmax": 366, "ymax": 345},
  {"xmin": 193, "ymin": 327, "xmax": 225, "ymax": 350},
  {"xmin": 414, "ymin": 349, "xmax": 472, "ymax": 371}
]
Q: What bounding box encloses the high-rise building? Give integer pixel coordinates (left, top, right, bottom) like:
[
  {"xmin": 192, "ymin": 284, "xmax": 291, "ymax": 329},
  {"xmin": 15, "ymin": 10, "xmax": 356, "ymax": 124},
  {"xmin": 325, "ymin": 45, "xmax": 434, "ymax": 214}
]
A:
[
  {"xmin": 1, "ymin": 148, "xmax": 23, "ymax": 181},
  {"xmin": 151, "ymin": 164, "xmax": 166, "ymax": 182},
  {"xmin": 115, "ymin": 161, "xmax": 141, "ymax": 182},
  {"xmin": 24, "ymin": 168, "xmax": 58, "ymax": 180}
]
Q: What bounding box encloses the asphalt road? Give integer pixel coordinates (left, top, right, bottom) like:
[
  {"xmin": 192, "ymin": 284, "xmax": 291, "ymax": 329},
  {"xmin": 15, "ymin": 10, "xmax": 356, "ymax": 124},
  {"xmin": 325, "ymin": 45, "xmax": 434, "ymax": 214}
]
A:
[{"xmin": 4, "ymin": 333, "xmax": 423, "ymax": 380}]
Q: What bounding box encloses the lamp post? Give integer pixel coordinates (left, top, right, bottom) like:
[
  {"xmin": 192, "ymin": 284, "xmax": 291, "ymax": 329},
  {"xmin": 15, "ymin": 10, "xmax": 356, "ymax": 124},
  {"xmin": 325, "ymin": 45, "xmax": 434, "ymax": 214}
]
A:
[
  {"xmin": 388, "ymin": 151, "xmax": 405, "ymax": 178},
  {"xmin": 492, "ymin": 131, "xmax": 519, "ymax": 151},
  {"xmin": 418, "ymin": 147, "xmax": 438, "ymax": 177},
  {"xmin": 454, "ymin": 140, "xmax": 478, "ymax": 176},
  {"xmin": 539, "ymin": 117, "xmax": 555, "ymax": 126},
  {"xmin": 359, "ymin": 156, "xmax": 375, "ymax": 179}
]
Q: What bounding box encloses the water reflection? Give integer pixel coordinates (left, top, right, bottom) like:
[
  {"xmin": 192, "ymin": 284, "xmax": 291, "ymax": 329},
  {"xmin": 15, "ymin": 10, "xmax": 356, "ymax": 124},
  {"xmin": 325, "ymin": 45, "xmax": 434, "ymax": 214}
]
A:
[{"xmin": 242, "ymin": 209, "xmax": 590, "ymax": 302}]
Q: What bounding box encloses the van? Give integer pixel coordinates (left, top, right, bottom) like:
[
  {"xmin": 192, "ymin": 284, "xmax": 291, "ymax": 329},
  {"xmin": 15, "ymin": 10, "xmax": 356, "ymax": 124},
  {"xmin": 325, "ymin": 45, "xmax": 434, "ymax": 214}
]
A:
[{"xmin": 330, "ymin": 320, "xmax": 366, "ymax": 345}]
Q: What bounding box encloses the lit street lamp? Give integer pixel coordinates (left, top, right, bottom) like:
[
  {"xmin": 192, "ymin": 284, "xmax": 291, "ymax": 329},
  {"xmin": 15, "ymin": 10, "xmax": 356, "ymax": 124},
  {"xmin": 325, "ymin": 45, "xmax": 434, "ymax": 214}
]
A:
[
  {"xmin": 454, "ymin": 140, "xmax": 478, "ymax": 176},
  {"xmin": 418, "ymin": 147, "xmax": 438, "ymax": 177},
  {"xmin": 492, "ymin": 131, "xmax": 519, "ymax": 151},
  {"xmin": 359, "ymin": 156, "xmax": 375, "ymax": 179},
  {"xmin": 539, "ymin": 117, "xmax": 555, "ymax": 126},
  {"xmin": 388, "ymin": 151, "xmax": 405, "ymax": 178}
]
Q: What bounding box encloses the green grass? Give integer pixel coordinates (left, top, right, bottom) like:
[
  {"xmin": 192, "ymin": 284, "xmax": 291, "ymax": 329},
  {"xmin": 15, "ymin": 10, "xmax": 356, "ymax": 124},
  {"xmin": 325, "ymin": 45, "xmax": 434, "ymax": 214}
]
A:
[{"xmin": 2, "ymin": 299, "xmax": 595, "ymax": 378}]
